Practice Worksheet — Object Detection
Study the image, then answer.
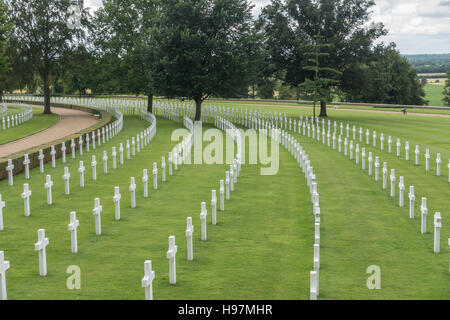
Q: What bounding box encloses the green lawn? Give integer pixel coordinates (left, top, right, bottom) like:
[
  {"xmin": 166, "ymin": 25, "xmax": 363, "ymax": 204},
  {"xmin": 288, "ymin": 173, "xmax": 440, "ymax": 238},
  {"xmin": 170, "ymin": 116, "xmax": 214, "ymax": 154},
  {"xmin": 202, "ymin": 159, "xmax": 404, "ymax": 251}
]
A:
[
  {"xmin": 0, "ymin": 106, "xmax": 448, "ymax": 300},
  {"xmin": 0, "ymin": 105, "xmax": 59, "ymax": 145},
  {"xmin": 424, "ymin": 85, "xmax": 446, "ymax": 107}
]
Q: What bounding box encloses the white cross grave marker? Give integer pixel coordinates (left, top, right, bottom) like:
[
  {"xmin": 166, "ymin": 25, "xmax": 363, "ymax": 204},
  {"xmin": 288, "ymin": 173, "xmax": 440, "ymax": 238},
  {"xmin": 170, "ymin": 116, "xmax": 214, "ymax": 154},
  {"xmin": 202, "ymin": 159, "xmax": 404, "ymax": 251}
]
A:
[
  {"xmin": 142, "ymin": 260, "xmax": 155, "ymax": 300},
  {"xmin": 21, "ymin": 183, "xmax": 32, "ymax": 217},
  {"xmin": 92, "ymin": 198, "xmax": 102, "ymax": 235},
  {"xmin": 166, "ymin": 236, "xmax": 178, "ymax": 285},
  {"xmin": 186, "ymin": 217, "xmax": 194, "ymax": 261},
  {"xmin": 0, "ymin": 251, "xmax": 10, "ymax": 300},
  {"xmin": 113, "ymin": 186, "xmax": 121, "ymax": 220},
  {"xmin": 63, "ymin": 167, "xmax": 71, "ymax": 195},
  {"xmin": 34, "ymin": 229, "xmax": 49, "ymax": 276},
  {"xmin": 130, "ymin": 177, "xmax": 136, "ymax": 208},
  {"xmin": 44, "ymin": 175, "xmax": 53, "ymax": 205},
  {"xmin": 68, "ymin": 212, "xmax": 79, "ymax": 253}
]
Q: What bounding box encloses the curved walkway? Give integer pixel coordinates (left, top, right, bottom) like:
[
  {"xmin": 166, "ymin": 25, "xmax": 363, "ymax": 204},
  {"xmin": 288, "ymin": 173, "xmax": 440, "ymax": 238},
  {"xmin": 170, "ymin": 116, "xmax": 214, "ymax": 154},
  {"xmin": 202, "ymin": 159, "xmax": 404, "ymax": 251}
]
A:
[{"xmin": 0, "ymin": 105, "xmax": 99, "ymax": 158}]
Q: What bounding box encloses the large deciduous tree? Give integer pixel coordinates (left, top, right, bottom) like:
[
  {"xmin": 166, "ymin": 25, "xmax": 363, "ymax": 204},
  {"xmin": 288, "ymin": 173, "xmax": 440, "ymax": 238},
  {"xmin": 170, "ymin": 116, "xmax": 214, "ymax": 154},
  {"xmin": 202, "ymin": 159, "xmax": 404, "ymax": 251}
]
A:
[
  {"xmin": 342, "ymin": 44, "xmax": 427, "ymax": 106},
  {"xmin": 0, "ymin": 0, "xmax": 12, "ymax": 102},
  {"xmin": 148, "ymin": 0, "xmax": 258, "ymax": 121},
  {"xmin": 7, "ymin": 0, "xmax": 88, "ymax": 113},
  {"xmin": 443, "ymin": 72, "xmax": 450, "ymax": 107},
  {"xmin": 259, "ymin": 0, "xmax": 386, "ymax": 117},
  {"xmin": 93, "ymin": 0, "xmax": 158, "ymax": 112}
]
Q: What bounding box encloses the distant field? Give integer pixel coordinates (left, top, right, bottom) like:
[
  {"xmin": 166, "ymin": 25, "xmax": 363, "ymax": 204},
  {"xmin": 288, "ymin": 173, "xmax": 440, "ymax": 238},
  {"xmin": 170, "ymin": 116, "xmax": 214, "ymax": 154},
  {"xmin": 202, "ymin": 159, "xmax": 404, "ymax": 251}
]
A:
[{"xmin": 424, "ymin": 84, "xmax": 446, "ymax": 107}]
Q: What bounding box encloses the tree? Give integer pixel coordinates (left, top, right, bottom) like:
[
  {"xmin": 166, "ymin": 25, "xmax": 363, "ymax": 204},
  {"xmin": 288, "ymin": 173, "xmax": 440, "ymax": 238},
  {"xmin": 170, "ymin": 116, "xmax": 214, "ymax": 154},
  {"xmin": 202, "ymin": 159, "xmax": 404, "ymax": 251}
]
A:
[
  {"xmin": 298, "ymin": 32, "xmax": 341, "ymax": 120},
  {"xmin": 7, "ymin": 0, "xmax": 88, "ymax": 113},
  {"xmin": 93, "ymin": 0, "xmax": 158, "ymax": 112},
  {"xmin": 443, "ymin": 72, "xmax": 450, "ymax": 107},
  {"xmin": 342, "ymin": 44, "xmax": 427, "ymax": 106},
  {"xmin": 0, "ymin": 0, "xmax": 12, "ymax": 102},
  {"xmin": 148, "ymin": 0, "xmax": 258, "ymax": 121},
  {"xmin": 259, "ymin": 0, "xmax": 386, "ymax": 117}
]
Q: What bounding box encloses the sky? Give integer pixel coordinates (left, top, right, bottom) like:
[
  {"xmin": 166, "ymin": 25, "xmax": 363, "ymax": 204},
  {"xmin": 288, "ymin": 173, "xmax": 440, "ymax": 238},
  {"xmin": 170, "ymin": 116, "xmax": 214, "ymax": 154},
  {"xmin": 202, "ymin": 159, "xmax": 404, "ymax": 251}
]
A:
[{"xmin": 84, "ymin": 0, "xmax": 450, "ymax": 54}]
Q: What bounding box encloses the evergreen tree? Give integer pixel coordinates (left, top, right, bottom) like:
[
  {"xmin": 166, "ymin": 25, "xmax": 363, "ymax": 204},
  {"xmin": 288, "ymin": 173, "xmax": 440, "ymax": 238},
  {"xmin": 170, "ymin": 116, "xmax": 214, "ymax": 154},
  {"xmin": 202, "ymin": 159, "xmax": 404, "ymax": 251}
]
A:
[{"xmin": 298, "ymin": 32, "xmax": 341, "ymax": 120}]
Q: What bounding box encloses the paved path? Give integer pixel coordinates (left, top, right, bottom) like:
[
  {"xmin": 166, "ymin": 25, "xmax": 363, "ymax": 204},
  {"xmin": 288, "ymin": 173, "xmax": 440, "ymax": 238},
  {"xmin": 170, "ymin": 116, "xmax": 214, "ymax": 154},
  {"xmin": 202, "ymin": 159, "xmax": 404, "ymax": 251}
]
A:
[{"xmin": 0, "ymin": 105, "xmax": 99, "ymax": 158}]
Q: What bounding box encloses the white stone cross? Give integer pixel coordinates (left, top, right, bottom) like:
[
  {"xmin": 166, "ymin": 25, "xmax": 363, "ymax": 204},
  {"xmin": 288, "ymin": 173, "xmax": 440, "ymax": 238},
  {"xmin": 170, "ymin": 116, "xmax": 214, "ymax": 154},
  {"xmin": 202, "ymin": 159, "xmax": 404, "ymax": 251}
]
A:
[
  {"xmin": 310, "ymin": 271, "xmax": 318, "ymax": 300},
  {"xmin": 349, "ymin": 141, "xmax": 354, "ymax": 160},
  {"xmin": 338, "ymin": 135, "xmax": 342, "ymax": 153},
  {"xmin": 113, "ymin": 186, "xmax": 121, "ymax": 220},
  {"xmin": 186, "ymin": 217, "xmax": 194, "ymax": 261},
  {"xmin": 142, "ymin": 169, "xmax": 149, "ymax": 198},
  {"xmin": 6, "ymin": 159, "xmax": 14, "ymax": 186},
  {"xmin": 374, "ymin": 157, "xmax": 380, "ymax": 181},
  {"xmin": 86, "ymin": 134, "xmax": 90, "ymax": 152},
  {"xmin": 368, "ymin": 152, "xmax": 373, "ymax": 176},
  {"xmin": 131, "ymin": 137, "xmax": 136, "ymax": 156},
  {"xmin": 126, "ymin": 140, "xmax": 130, "ymax": 160},
  {"xmin": 102, "ymin": 151, "xmax": 108, "ymax": 174},
  {"xmin": 61, "ymin": 142, "xmax": 67, "ymax": 163},
  {"xmin": 63, "ymin": 167, "xmax": 71, "ymax": 195},
  {"xmin": 372, "ymin": 131, "xmax": 377, "ymax": 147},
  {"xmin": 225, "ymin": 171, "xmax": 230, "ymax": 200},
  {"xmin": 405, "ymin": 142, "xmax": 410, "ymax": 161},
  {"xmin": 420, "ymin": 197, "xmax": 428, "ymax": 234},
  {"xmin": 34, "ymin": 229, "xmax": 49, "ymax": 276},
  {"xmin": 23, "ymin": 154, "xmax": 30, "ymax": 179},
  {"xmin": 434, "ymin": 212, "xmax": 441, "ymax": 253},
  {"xmin": 220, "ymin": 179, "xmax": 225, "ymax": 211},
  {"xmin": 332, "ymin": 133, "xmax": 336, "ymax": 150},
  {"xmin": 425, "ymin": 149, "xmax": 430, "ymax": 172},
  {"xmin": 211, "ymin": 190, "xmax": 217, "ymax": 225},
  {"xmin": 168, "ymin": 152, "xmax": 173, "ymax": 176},
  {"xmin": 78, "ymin": 161, "xmax": 85, "ymax": 187},
  {"xmin": 112, "ymin": 147, "xmax": 117, "ymax": 169},
  {"xmin": 79, "ymin": 136, "xmax": 83, "ymax": 156},
  {"xmin": 436, "ymin": 153, "xmax": 441, "ymax": 176},
  {"xmin": 91, "ymin": 155, "xmax": 97, "ymax": 181},
  {"xmin": 380, "ymin": 134, "xmax": 384, "ymax": 150},
  {"xmin": 355, "ymin": 144, "xmax": 360, "ymax": 164},
  {"xmin": 152, "ymin": 163, "xmax": 158, "ymax": 190},
  {"xmin": 398, "ymin": 176, "xmax": 405, "ymax": 207},
  {"xmin": 102, "ymin": 127, "xmax": 106, "ymax": 144},
  {"xmin": 415, "ymin": 145, "xmax": 420, "ymax": 165},
  {"xmin": 344, "ymin": 138, "xmax": 348, "ymax": 156},
  {"xmin": 230, "ymin": 165, "xmax": 234, "ymax": 192},
  {"xmin": 119, "ymin": 143, "xmax": 124, "ymax": 165},
  {"xmin": 130, "ymin": 177, "xmax": 136, "ymax": 208},
  {"xmin": 71, "ymin": 139, "xmax": 76, "ymax": 159},
  {"xmin": 142, "ymin": 260, "xmax": 155, "ymax": 300},
  {"xmin": 0, "ymin": 251, "xmax": 10, "ymax": 300},
  {"xmin": 92, "ymin": 198, "xmax": 102, "ymax": 235},
  {"xmin": 38, "ymin": 150, "xmax": 45, "ymax": 173},
  {"xmin": 361, "ymin": 148, "xmax": 366, "ymax": 170},
  {"xmin": 92, "ymin": 131, "xmax": 96, "ymax": 150},
  {"xmin": 388, "ymin": 136, "xmax": 392, "ymax": 153},
  {"xmin": 97, "ymin": 129, "xmax": 101, "ymax": 146},
  {"xmin": 166, "ymin": 236, "xmax": 178, "ymax": 284},
  {"xmin": 366, "ymin": 129, "xmax": 369, "ymax": 144},
  {"xmin": 161, "ymin": 157, "xmax": 166, "ymax": 182},
  {"xmin": 390, "ymin": 169, "xmax": 396, "ymax": 198},
  {"xmin": 382, "ymin": 162, "xmax": 388, "ymax": 189},
  {"xmin": 0, "ymin": 195, "xmax": 4, "ymax": 231},
  {"xmin": 200, "ymin": 202, "xmax": 207, "ymax": 241},
  {"xmin": 408, "ymin": 186, "xmax": 415, "ymax": 219},
  {"xmin": 44, "ymin": 175, "xmax": 53, "ymax": 205},
  {"xmin": 314, "ymin": 243, "xmax": 320, "ymax": 270},
  {"xmin": 21, "ymin": 183, "xmax": 32, "ymax": 217},
  {"xmin": 49, "ymin": 145, "xmax": 56, "ymax": 168},
  {"xmin": 359, "ymin": 127, "xmax": 363, "ymax": 142},
  {"xmin": 68, "ymin": 211, "xmax": 79, "ymax": 253}
]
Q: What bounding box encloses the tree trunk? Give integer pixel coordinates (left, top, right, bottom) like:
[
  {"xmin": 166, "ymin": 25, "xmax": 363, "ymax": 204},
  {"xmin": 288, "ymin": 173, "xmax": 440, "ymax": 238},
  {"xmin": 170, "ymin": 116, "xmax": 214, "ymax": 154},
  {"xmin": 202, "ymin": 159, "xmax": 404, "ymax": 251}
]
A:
[
  {"xmin": 147, "ymin": 94, "xmax": 153, "ymax": 113},
  {"xmin": 319, "ymin": 100, "xmax": 327, "ymax": 117},
  {"xmin": 43, "ymin": 72, "xmax": 51, "ymax": 114},
  {"xmin": 194, "ymin": 97, "xmax": 202, "ymax": 121},
  {"xmin": 313, "ymin": 101, "xmax": 316, "ymax": 122}
]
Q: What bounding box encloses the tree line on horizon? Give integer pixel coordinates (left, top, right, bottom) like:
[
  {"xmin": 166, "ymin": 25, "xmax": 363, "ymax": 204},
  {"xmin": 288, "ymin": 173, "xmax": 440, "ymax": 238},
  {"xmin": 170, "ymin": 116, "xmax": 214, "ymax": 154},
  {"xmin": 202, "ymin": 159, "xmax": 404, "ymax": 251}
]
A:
[{"xmin": 0, "ymin": 0, "xmax": 447, "ymax": 120}]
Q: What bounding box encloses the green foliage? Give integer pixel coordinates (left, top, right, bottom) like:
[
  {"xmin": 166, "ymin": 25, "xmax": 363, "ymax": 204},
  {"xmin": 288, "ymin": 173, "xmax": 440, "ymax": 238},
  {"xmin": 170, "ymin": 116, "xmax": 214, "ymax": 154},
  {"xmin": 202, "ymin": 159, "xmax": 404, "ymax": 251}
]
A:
[
  {"xmin": 147, "ymin": 0, "xmax": 259, "ymax": 119},
  {"xmin": 0, "ymin": 0, "xmax": 12, "ymax": 100},
  {"xmin": 297, "ymin": 32, "xmax": 342, "ymax": 118},
  {"xmin": 342, "ymin": 44, "xmax": 427, "ymax": 105},
  {"xmin": 443, "ymin": 72, "xmax": 450, "ymax": 106},
  {"xmin": 7, "ymin": 0, "xmax": 89, "ymax": 112},
  {"xmin": 404, "ymin": 53, "xmax": 450, "ymax": 73},
  {"xmin": 259, "ymin": 0, "xmax": 387, "ymax": 112}
]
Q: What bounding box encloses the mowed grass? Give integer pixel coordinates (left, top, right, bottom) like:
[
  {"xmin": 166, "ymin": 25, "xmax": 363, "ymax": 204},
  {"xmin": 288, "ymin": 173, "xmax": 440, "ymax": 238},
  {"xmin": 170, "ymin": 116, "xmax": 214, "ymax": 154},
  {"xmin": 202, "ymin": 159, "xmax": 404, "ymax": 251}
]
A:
[
  {"xmin": 0, "ymin": 105, "xmax": 60, "ymax": 145},
  {"xmin": 0, "ymin": 115, "xmax": 313, "ymax": 300},
  {"xmin": 0, "ymin": 105, "xmax": 449, "ymax": 300},
  {"xmin": 424, "ymin": 84, "xmax": 446, "ymax": 107}
]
